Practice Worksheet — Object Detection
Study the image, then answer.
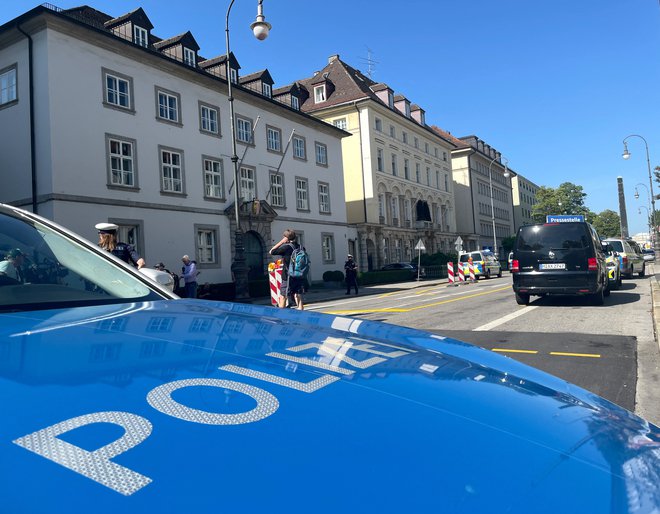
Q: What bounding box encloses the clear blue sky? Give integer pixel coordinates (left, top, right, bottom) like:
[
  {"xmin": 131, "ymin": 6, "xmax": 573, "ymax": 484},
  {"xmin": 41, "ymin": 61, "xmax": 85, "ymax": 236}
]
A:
[{"xmin": 5, "ymin": 0, "xmax": 660, "ymax": 234}]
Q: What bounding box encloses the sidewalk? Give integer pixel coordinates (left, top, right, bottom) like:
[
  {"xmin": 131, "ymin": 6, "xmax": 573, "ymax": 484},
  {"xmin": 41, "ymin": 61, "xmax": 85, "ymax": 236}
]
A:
[{"xmin": 253, "ymin": 276, "xmax": 451, "ymax": 306}]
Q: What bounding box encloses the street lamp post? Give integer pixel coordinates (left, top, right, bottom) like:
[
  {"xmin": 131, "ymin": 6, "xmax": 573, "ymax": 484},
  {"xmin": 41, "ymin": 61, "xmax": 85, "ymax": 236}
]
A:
[
  {"xmin": 225, "ymin": 0, "xmax": 271, "ymax": 301},
  {"xmin": 639, "ymin": 206, "xmax": 651, "ymax": 246},
  {"xmin": 622, "ymin": 135, "xmax": 657, "ymax": 251},
  {"xmin": 487, "ymin": 156, "xmax": 510, "ymax": 258},
  {"xmin": 635, "ymin": 183, "xmax": 653, "ymax": 246}
]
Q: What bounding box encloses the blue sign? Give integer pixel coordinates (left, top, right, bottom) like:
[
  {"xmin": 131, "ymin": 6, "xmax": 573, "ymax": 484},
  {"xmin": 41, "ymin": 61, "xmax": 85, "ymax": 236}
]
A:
[{"xmin": 546, "ymin": 214, "xmax": 585, "ymax": 223}]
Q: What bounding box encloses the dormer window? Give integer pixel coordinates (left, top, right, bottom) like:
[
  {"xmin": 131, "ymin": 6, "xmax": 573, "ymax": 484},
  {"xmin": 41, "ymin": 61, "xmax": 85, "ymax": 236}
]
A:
[
  {"xmin": 405, "ymin": 103, "xmax": 411, "ymax": 117},
  {"xmin": 230, "ymin": 68, "xmax": 238, "ymax": 84},
  {"xmin": 134, "ymin": 26, "xmax": 148, "ymax": 47},
  {"xmin": 262, "ymin": 83, "xmax": 272, "ymax": 98},
  {"xmin": 184, "ymin": 48, "xmax": 196, "ymax": 67},
  {"xmin": 420, "ymin": 112, "xmax": 425, "ymax": 124},
  {"xmin": 314, "ymin": 85, "xmax": 326, "ymax": 103},
  {"xmin": 388, "ymin": 91, "xmax": 394, "ymax": 109},
  {"xmin": 291, "ymin": 96, "xmax": 300, "ymax": 110}
]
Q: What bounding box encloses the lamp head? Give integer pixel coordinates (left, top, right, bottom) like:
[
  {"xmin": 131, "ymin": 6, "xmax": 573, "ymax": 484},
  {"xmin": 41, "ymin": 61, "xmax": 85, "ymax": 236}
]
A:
[
  {"xmin": 622, "ymin": 141, "xmax": 631, "ymax": 160},
  {"xmin": 250, "ymin": 0, "xmax": 271, "ymax": 41}
]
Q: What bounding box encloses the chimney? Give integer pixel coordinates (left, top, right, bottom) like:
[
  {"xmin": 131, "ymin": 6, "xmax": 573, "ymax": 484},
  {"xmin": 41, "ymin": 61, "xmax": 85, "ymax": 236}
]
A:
[{"xmin": 328, "ymin": 54, "xmax": 339, "ymax": 64}]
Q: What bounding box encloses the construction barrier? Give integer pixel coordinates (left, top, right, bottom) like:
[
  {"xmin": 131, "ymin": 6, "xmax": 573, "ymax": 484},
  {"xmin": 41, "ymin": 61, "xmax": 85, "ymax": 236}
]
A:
[
  {"xmin": 458, "ymin": 263, "xmax": 466, "ymax": 282},
  {"xmin": 469, "ymin": 262, "xmax": 476, "ymax": 282},
  {"xmin": 447, "ymin": 262, "xmax": 455, "ymax": 285},
  {"xmin": 268, "ymin": 261, "xmax": 283, "ymax": 306}
]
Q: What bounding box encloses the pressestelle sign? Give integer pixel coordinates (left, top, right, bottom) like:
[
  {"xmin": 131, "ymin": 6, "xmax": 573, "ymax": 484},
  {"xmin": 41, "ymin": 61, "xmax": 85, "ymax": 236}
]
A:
[{"xmin": 546, "ymin": 214, "xmax": 585, "ymax": 223}]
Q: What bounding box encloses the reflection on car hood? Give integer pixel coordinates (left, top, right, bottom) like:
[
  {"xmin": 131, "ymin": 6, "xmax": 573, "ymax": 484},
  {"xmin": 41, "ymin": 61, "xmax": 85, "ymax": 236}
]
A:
[{"xmin": 1, "ymin": 300, "xmax": 659, "ymax": 513}]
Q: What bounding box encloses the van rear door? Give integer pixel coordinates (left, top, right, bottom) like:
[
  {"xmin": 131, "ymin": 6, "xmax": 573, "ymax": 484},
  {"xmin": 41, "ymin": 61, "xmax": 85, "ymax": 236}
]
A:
[{"xmin": 515, "ymin": 223, "xmax": 592, "ymax": 273}]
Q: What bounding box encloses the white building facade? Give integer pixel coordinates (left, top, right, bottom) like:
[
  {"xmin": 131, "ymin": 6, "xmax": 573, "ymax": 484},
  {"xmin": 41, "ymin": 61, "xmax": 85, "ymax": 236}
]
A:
[{"xmin": 0, "ymin": 5, "xmax": 351, "ymax": 286}]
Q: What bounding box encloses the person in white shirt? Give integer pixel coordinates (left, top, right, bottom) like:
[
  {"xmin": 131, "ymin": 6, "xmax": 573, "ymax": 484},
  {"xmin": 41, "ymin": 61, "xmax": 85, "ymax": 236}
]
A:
[{"xmin": 0, "ymin": 248, "xmax": 25, "ymax": 283}]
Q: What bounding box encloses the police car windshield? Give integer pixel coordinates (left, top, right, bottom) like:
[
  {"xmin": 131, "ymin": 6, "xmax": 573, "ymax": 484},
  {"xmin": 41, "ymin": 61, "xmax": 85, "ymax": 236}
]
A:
[{"xmin": 0, "ymin": 208, "xmax": 165, "ymax": 312}]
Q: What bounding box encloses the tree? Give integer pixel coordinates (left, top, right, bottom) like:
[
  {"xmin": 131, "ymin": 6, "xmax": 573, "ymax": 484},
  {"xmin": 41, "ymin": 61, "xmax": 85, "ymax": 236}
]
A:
[
  {"xmin": 591, "ymin": 209, "xmax": 621, "ymax": 238},
  {"xmin": 531, "ymin": 182, "xmax": 588, "ymax": 223}
]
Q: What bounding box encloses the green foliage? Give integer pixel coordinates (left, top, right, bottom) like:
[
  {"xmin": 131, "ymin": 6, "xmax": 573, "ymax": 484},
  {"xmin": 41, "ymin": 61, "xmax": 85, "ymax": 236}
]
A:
[
  {"xmin": 591, "ymin": 209, "xmax": 621, "ymax": 238},
  {"xmin": 531, "ymin": 182, "xmax": 588, "ymax": 223},
  {"xmin": 418, "ymin": 251, "xmax": 457, "ymax": 266},
  {"xmin": 501, "ymin": 236, "xmax": 516, "ymax": 254}
]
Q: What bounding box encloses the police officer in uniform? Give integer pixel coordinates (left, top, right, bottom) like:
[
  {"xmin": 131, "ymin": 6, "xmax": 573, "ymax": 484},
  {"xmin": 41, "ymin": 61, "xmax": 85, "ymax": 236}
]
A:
[{"xmin": 95, "ymin": 223, "xmax": 145, "ymax": 269}]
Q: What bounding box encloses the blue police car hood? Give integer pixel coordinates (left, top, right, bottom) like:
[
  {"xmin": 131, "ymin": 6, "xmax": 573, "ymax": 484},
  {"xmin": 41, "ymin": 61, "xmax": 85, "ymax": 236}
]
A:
[{"xmin": 2, "ymin": 299, "xmax": 659, "ymax": 513}]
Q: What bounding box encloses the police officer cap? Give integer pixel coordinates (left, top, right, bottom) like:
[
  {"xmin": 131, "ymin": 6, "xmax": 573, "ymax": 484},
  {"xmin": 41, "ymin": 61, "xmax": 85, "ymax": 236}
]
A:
[{"xmin": 95, "ymin": 222, "xmax": 119, "ymax": 234}]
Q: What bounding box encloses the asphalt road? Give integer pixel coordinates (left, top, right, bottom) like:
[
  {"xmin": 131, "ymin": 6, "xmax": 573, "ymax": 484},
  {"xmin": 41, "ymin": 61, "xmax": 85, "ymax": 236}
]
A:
[{"xmin": 308, "ymin": 273, "xmax": 654, "ymax": 415}]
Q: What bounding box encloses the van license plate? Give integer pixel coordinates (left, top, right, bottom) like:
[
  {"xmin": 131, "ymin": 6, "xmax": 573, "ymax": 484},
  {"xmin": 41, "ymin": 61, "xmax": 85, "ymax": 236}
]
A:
[{"xmin": 539, "ymin": 263, "xmax": 565, "ymax": 270}]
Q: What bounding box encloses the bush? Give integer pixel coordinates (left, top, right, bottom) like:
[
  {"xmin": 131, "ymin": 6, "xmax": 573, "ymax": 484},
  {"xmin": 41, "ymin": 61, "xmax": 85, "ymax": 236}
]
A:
[
  {"xmin": 323, "ymin": 270, "xmax": 344, "ymax": 282},
  {"xmin": 419, "ymin": 251, "xmax": 458, "ymax": 266}
]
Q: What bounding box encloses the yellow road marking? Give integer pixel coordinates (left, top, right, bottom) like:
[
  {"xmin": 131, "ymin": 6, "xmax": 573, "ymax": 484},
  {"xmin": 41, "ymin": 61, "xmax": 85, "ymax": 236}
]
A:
[
  {"xmin": 324, "ymin": 286, "xmax": 511, "ymax": 315},
  {"xmin": 492, "ymin": 348, "xmax": 538, "ymax": 354},
  {"xmin": 549, "ymin": 351, "xmax": 601, "ymax": 358}
]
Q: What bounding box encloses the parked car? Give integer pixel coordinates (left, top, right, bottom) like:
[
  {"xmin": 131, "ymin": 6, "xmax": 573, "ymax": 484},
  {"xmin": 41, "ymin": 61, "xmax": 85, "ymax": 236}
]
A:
[
  {"xmin": 603, "ymin": 238, "xmax": 645, "ymax": 278},
  {"xmin": 459, "ymin": 250, "xmax": 502, "ymax": 279},
  {"xmin": 511, "ymin": 221, "xmax": 609, "ymax": 305},
  {"xmin": 1, "ymin": 203, "xmax": 659, "ymax": 513},
  {"xmin": 643, "ymin": 248, "xmax": 656, "ymax": 262},
  {"xmin": 602, "ymin": 241, "xmax": 622, "ymax": 291},
  {"xmin": 381, "ymin": 262, "xmax": 425, "ymax": 278}
]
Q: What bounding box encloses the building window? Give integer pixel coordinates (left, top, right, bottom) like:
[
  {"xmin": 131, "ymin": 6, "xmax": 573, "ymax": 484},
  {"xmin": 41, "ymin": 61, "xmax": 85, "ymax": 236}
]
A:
[
  {"xmin": 199, "ymin": 103, "xmax": 219, "ymax": 135},
  {"xmin": 0, "ymin": 65, "xmax": 17, "ymax": 106},
  {"xmin": 239, "ymin": 166, "xmax": 256, "ymax": 200},
  {"xmin": 107, "ymin": 135, "xmax": 136, "ymax": 188},
  {"xmin": 203, "ymin": 158, "xmax": 224, "ymax": 199},
  {"xmin": 230, "ymin": 68, "xmax": 238, "ymax": 84},
  {"xmin": 321, "ymin": 234, "xmax": 335, "ymax": 263},
  {"xmin": 436, "ymin": 170, "xmax": 440, "ymax": 189},
  {"xmin": 388, "ymin": 91, "xmax": 394, "ymax": 109},
  {"xmin": 415, "ymin": 163, "xmax": 421, "ymax": 183},
  {"xmin": 405, "ymin": 103, "xmax": 411, "ymax": 117},
  {"xmin": 269, "ymin": 172, "xmax": 285, "ymax": 207},
  {"xmin": 236, "ymin": 116, "xmax": 253, "ymax": 144},
  {"xmin": 391, "ymin": 197, "xmax": 399, "ymax": 223},
  {"xmin": 375, "ymin": 118, "xmax": 382, "ymax": 132},
  {"xmin": 160, "ymin": 148, "xmax": 183, "ymax": 193},
  {"xmin": 156, "ymin": 88, "xmax": 180, "ymax": 123},
  {"xmin": 314, "ymin": 85, "xmax": 326, "ymax": 103},
  {"xmin": 262, "ymin": 83, "xmax": 272, "ymax": 97},
  {"xmin": 315, "ymin": 142, "xmax": 328, "ymax": 166},
  {"xmin": 402, "ymin": 132, "xmax": 408, "ymax": 144},
  {"xmin": 391, "ymin": 154, "xmax": 397, "ymax": 176},
  {"xmin": 291, "ymin": 96, "xmax": 300, "ymax": 110},
  {"xmin": 389, "ymin": 125, "xmax": 395, "ymax": 138},
  {"xmin": 404, "ymin": 158, "xmax": 410, "ymax": 180},
  {"xmin": 443, "ymin": 151, "xmax": 448, "ymax": 162},
  {"xmin": 184, "ymin": 47, "xmax": 196, "ymax": 67},
  {"xmin": 318, "ymin": 183, "xmax": 330, "ymax": 214},
  {"xmin": 414, "ymin": 137, "xmax": 419, "ymax": 149},
  {"xmin": 425, "ymin": 142, "xmax": 429, "ymax": 154},
  {"xmin": 377, "ymin": 148, "xmax": 384, "ymax": 172},
  {"xmin": 134, "ymin": 25, "xmax": 148, "ymax": 47},
  {"xmin": 267, "ymin": 126, "xmax": 282, "ymax": 152},
  {"xmin": 426, "ymin": 167, "xmax": 430, "ymax": 185},
  {"xmin": 333, "ymin": 118, "xmax": 347, "ymax": 130},
  {"xmin": 378, "ymin": 194, "xmax": 386, "ymax": 222},
  {"xmin": 293, "ymin": 136, "xmax": 306, "ymax": 160},
  {"xmin": 296, "ymin": 178, "xmax": 309, "ymax": 210},
  {"xmin": 196, "ymin": 227, "xmax": 218, "ymax": 264},
  {"xmin": 104, "ymin": 71, "xmax": 132, "ymax": 110}
]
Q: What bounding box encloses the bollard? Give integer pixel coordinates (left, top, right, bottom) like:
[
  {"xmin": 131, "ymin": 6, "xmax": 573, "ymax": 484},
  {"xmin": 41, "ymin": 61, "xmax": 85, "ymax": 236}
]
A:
[
  {"xmin": 458, "ymin": 263, "xmax": 466, "ymax": 283},
  {"xmin": 268, "ymin": 265, "xmax": 283, "ymax": 306},
  {"xmin": 469, "ymin": 262, "xmax": 476, "ymax": 282},
  {"xmin": 447, "ymin": 262, "xmax": 455, "ymax": 286}
]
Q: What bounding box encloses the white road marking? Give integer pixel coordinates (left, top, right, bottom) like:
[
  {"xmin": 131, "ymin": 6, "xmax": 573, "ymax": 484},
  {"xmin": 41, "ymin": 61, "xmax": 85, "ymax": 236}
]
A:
[{"xmin": 473, "ymin": 306, "xmax": 538, "ymax": 331}]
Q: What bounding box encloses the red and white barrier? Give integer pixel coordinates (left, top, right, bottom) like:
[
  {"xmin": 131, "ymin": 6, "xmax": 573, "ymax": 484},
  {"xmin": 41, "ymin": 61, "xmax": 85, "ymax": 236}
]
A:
[
  {"xmin": 447, "ymin": 262, "xmax": 455, "ymax": 285},
  {"xmin": 469, "ymin": 262, "xmax": 476, "ymax": 282},
  {"xmin": 458, "ymin": 263, "xmax": 466, "ymax": 282},
  {"xmin": 269, "ymin": 267, "xmax": 283, "ymax": 305}
]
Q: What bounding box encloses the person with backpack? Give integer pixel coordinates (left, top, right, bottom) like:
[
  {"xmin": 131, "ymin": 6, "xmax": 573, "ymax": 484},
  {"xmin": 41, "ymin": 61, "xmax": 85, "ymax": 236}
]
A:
[{"xmin": 269, "ymin": 229, "xmax": 309, "ymax": 310}]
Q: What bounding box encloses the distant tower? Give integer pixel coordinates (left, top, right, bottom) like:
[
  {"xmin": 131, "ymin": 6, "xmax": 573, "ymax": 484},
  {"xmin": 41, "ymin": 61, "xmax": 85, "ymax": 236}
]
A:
[{"xmin": 617, "ymin": 176, "xmax": 629, "ymax": 238}]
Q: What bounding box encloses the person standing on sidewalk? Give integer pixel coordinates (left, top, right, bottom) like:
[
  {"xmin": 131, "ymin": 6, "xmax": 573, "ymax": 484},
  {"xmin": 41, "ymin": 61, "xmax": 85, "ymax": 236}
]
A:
[
  {"xmin": 269, "ymin": 229, "xmax": 306, "ymax": 310},
  {"xmin": 181, "ymin": 255, "xmax": 199, "ymax": 298},
  {"xmin": 344, "ymin": 254, "xmax": 359, "ymax": 295}
]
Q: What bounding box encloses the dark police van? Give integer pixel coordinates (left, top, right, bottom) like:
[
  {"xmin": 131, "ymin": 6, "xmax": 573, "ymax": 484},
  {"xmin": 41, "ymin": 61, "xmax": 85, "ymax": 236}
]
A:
[{"xmin": 511, "ymin": 219, "xmax": 609, "ymax": 306}]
